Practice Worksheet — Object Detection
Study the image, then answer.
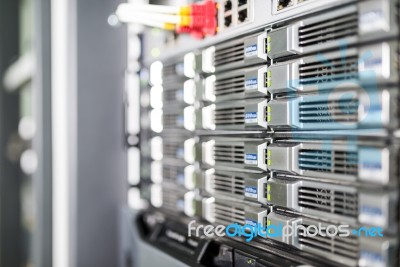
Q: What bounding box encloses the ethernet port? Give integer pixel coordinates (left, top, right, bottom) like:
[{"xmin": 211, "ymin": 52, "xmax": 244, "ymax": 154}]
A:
[
  {"xmin": 264, "ymin": 106, "xmax": 270, "ymax": 122},
  {"xmin": 277, "ymin": 0, "xmax": 293, "ymax": 11},
  {"xmin": 264, "ymin": 72, "xmax": 268, "ymax": 87},
  {"xmin": 264, "ymin": 37, "xmax": 268, "ymax": 54},
  {"xmin": 238, "ymin": 9, "xmax": 247, "ymax": 23},
  {"xmin": 238, "ymin": 0, "xmax": 247, "ymax": 7},
  {"xmin": 263, "ymin": 217, "xmax": 268, "ymax": 228},
  {"xmin": 224, "ymin": 15, "xmax": 232, "ymax": 27},
  {"xmin": 264, "ymin": 149, "xmax": 269, "ymax": 164},
  {"xmin": 224, "ymin": 0, "xmax": 232, "ymax": 12}
]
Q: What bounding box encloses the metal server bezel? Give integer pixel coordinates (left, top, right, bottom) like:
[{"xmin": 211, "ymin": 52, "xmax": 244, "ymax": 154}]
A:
[
  {"xmin": 267, "ymin": 40, "xmax": 399, "ymax": 94},
  {"xmin": 266, "ymin": 139, "xmax": 399, "ymax": 186},
  {"xmin": 267, "ymin": 176, "xmax": 399, "ymax": 233},
  {"xmin": 204, "ymin": 64, "xmax": 269, "ymax": 102},
  {"xmin": 199, "ymin": 137, "xmax": 270, "ymax": 172},
  {"xmin": 267, "ymin": 0, "xmax": 399, "ymax": 60},
  {"xmin": 202, "ymin": 98, "xmax": 269, "ymax": 131},
  {"xmin": 267, "ymin": 87, "xmax": 398, "ymax": 131}
]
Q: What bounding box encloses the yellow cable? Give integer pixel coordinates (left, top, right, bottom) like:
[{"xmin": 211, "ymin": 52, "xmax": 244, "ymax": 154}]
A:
[
  {"xmin": 163, "ymin": 23, "xmax": 176, "ymax": 30},
  {"xmin": 179, "ymin": 16, "xmax": 191, "ymax": 27},
  {"xmin": 179, "ymin": 6, "xmax": 191, "ymax": 16}
]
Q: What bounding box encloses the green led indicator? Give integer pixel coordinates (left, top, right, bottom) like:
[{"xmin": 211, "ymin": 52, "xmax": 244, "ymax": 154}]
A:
[{"xmin": 247, "ymin": 259, "xmax": 255, "ymax": 265}]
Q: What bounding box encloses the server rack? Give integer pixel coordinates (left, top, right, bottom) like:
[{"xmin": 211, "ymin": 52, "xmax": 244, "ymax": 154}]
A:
[{"xmin": 122, "ymin": 0, "xmax": 400, "ymax": 267}]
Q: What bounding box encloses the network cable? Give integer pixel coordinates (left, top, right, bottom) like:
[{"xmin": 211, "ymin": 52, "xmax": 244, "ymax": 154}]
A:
[{"xmin": 115, "ymin": 0, "xmax": 217, "ymax": 38}]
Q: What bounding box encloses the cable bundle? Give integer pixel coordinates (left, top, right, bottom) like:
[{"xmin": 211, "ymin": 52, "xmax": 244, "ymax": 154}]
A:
[{"xmin": 116, "ymin": 0, "xmax": 217, "ymax": 39}]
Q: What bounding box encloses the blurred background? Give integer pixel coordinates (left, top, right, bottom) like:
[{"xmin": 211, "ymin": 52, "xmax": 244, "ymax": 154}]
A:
[{"xmin": 0, "ymin": 0, "xmax": 126, "ymax": 266}]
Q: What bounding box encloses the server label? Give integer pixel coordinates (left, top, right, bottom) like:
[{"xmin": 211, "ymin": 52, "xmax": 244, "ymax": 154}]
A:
[
  {"xmin": 177, "ymin": 172, "xmax": 184, "ymax": 184},
  {"xmin": 245, "ymin": 44, "xmax": 258, "ymax": 57},
  {"xmin": 359, "ymin": 205, "xmax": 385, "ymax": 228},
  {"xmin": 245, "ymin": 112, "xmax": 258, "ymax": 124},
  {"xmin": 245, "ymin": 153, "xmax": 258, "ymax": 165},
  {"xmin": 359, "ymin": 148, "xmax": 386, "ymax": 182},
  {"xmin": 245, "ymin": 186, "xmax": 258, "ymax": 198},
  {"xmin": 245, "ymin": 78, "xmax": 258, "ymax": 90},
  {"xmin": 176, "ymin": 115, "xmax": 184, "ymax": 127},
  {"xmin": 360, "ymin": 10, "xmax": 386, "ymax": 33},
  {"xmin": 176, "ymin": 147, "xmax": 184, "ymax": 159},
  {"xmin": 244, "ymin": 219, "xmax": 257, "ymax": 227}
]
